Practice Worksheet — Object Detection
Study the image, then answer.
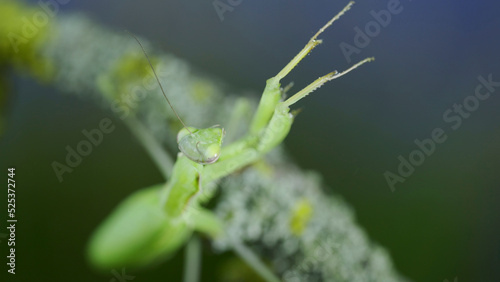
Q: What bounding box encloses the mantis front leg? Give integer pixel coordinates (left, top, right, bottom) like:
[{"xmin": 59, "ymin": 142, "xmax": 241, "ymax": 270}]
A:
[
  {"xmin": 249, "ymin": 1, "xmax": 357, "ymax": 135},
  {"xmin": 203, "ymin": 1, "xmax": 373, "ymax": 184}
]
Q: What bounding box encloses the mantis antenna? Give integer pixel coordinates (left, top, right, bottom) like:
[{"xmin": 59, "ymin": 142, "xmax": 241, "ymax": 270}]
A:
[
  {"xmin": 127, "ymin": 31, "xmax": 225, "ymax": 165},
  {"xmin": 126, "ymin": 31, "xmax": 193, "ymax": 135}
]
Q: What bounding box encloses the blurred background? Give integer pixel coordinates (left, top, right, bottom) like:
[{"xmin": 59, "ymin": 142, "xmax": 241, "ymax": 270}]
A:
[{"xmin": 1, "ymin": 0, "xmax": 500, "ymax": 281}]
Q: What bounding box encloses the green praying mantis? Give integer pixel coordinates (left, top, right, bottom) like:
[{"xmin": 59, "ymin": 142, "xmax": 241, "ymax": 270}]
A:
[{"xmin": 87, "ymin": 0, "xmax": 373, "ymax": 276}]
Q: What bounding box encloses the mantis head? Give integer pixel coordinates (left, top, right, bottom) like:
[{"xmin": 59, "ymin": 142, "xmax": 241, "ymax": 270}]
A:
[{"xmin": 177, "ymin": 127, "xmax": 225, "ymax": 165}]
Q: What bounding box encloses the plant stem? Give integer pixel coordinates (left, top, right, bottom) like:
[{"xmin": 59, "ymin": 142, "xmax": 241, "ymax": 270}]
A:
[
  {"xmin": 122, "ymin": 116, "xmax": 174, "ymax": 179},
  {"xmin": 229, "ymin": 238, "xmax": 281, "ymax": 282},
  {"xmin": 183, "ymin": 235, "xmax": 202, "ymax": 282}
]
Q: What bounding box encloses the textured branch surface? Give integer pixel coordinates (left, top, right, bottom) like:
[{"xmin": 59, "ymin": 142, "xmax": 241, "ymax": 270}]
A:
[{"xmin": 1, "ymin": 1, "xmax": 407, "ymax": 281}]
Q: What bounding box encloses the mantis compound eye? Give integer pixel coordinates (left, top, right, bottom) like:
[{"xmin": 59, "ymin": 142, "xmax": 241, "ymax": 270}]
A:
[{"xmin": 177, "ymin": 127, "xmax": 225, "ymax": 165}]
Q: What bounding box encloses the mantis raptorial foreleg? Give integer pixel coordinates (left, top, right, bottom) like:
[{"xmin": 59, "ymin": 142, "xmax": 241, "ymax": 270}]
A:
[
  {"xmin": 203, "ymin": 1, "xmax": 373, "ymax": 184},
  {"xmin": 249, "ymin": 1, "xmax": 356, "ymax": 134}
]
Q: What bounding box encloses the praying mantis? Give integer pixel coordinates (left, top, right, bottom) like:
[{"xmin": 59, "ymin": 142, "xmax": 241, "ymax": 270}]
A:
[{"xmin": 87, "ymin": 1, "xmax": 373, "ymax": 278}]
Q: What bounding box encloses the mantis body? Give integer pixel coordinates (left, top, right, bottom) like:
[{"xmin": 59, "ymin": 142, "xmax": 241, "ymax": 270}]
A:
[{"xmin": 88, "ymin": 0, "xmax": 373, "ymax": 276}]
